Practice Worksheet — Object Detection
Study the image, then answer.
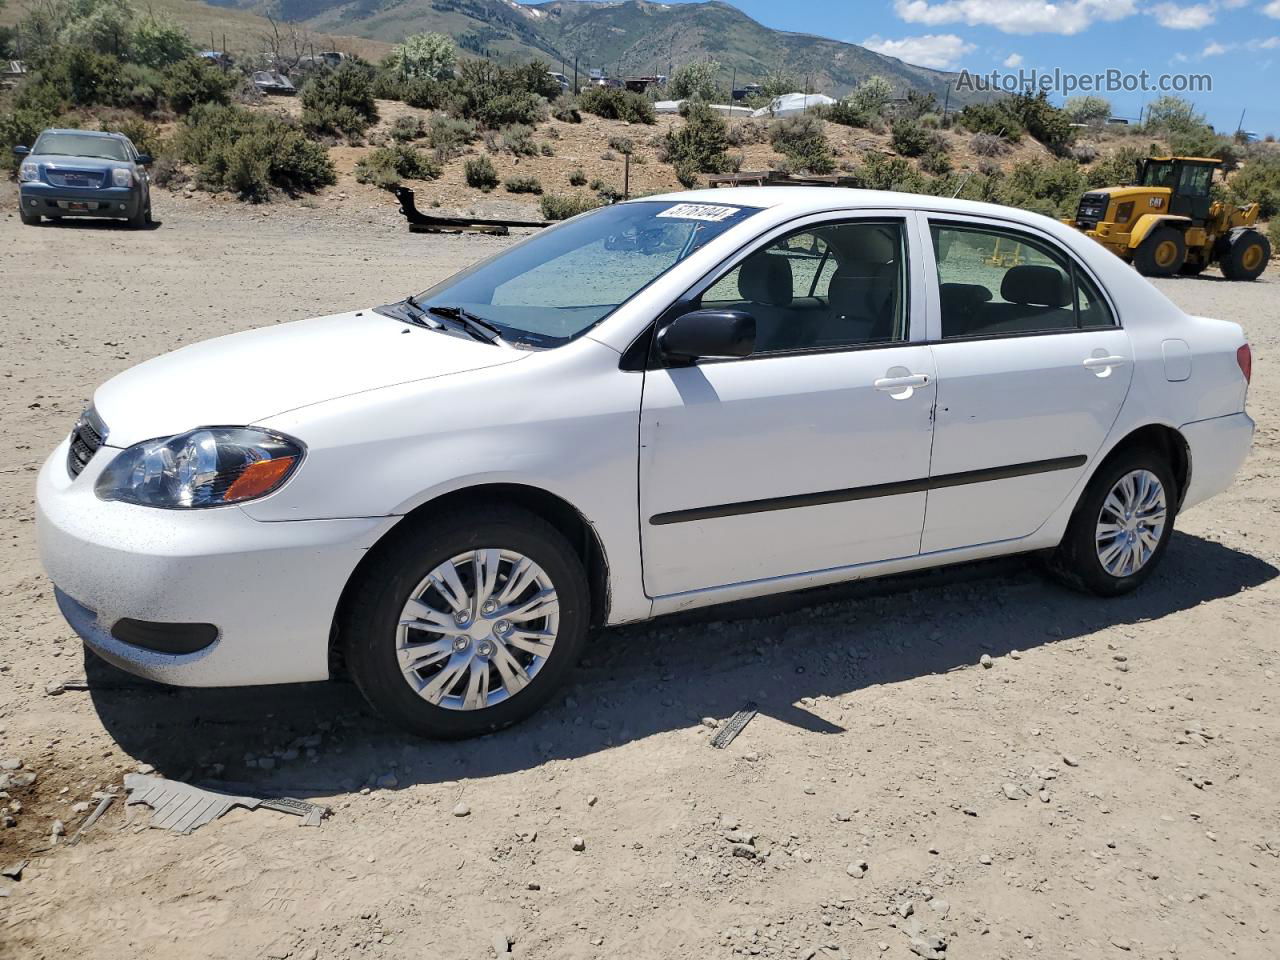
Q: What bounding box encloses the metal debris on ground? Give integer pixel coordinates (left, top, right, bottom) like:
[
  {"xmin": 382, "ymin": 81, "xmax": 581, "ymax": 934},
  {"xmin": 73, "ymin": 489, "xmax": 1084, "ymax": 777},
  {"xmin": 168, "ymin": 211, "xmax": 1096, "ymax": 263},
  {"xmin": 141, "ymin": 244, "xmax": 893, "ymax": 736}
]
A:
[
  {"xmin": 710, "ymin": 704, "xmax": 759, "ymax": 749},
  {"xmin": 395, "ymin": 187, "xmax": 549, "ymax": 235},
  {"xmin": 123, "ymin": 774, "xmax": 330, "ymax": 835}
]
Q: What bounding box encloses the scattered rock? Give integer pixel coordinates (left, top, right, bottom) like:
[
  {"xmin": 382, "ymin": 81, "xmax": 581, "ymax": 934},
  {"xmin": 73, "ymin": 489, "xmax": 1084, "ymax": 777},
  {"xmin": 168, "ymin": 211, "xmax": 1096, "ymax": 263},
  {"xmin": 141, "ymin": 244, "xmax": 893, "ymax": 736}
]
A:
[
  {"xmin": 909, "ymin": 935, "xmax": 946, "ymax": 959},
  {"xmin": 586, "ymin": 794, "xmax": 598, "ymax": 807},
  {"xmin": 452, "ymin": 802, "xmax": 471, "ymax": 818},
  {"xmin": 526, "ymin": 881, "xmax": 540, "ymax": 890},
  {"xmin": 492, "ymin": 931, "xmax": 512, "ymax": 956},
  {"xmin": 846, "ymin": 860, "xmax": 868, "ymax": 879},
  {"xmin": 927, "ymin": 898, "xmax": 950, "ymax": 919},
  {"xmin": 1062, "ymin": 754, "xmax": 1080, "ymax": 767},
  {"xmin": 897, "ymin": 899, "xmax": 915, "ymax": 919},
  {"xmin": 1110, "ymin": 937, "xmax": 1132, "ymax": 951},
  {"xmin": 44, "ymin": 680, "xmax": 65, "ymax": 696},
  {"xmin": 1, "ymin": 860, "xmax": 26, "ymax": 880},
  {"xmin": 0, "ymin": 759, "xmax": 21, "ymax": 771},
  {"xmin": 571, "ymin": 836, "xmax": 586, "ymax": 852},
  {"xmin": 1002, "ymin": 783, "xmax": 1024, "ymax": 800},
  {"xmin": 980, "ymin": 654, "xmax": 993, "ymax": 669},
  {"xmin": 978, "ymin": 854, "xmax": 993, "ymax": 865},
  {"xmin": 700, "ymin": 717, "xmax": 719, "ymax": 729}
]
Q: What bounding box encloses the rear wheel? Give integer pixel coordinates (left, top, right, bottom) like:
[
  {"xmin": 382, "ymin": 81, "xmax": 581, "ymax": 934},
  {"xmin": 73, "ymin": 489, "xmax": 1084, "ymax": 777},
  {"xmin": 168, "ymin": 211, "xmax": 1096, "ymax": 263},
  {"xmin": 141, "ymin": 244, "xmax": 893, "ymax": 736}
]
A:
[
  {"xmin": 342, "ymin": 506, "xmax": 590, "ymax": 739},
  {"xmin": 1133, "ymin": 227, "xmax": 1186, "ymax": 278},
  {"xmin": 1220, "ymin": 229, "xmax": 1270, "ymax": 281},
  {"xmin": 1048, "ymin": 448, "xmax": 1176, "ymax": 597}
]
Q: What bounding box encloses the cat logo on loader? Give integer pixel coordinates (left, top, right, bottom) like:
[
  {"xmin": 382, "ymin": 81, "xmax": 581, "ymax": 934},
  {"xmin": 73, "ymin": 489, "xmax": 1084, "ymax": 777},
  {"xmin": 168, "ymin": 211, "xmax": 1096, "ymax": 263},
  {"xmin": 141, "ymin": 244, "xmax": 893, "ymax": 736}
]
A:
[{"xmin": 1064, "ymin": 156, "xmax": 1270, "ymax": 280}]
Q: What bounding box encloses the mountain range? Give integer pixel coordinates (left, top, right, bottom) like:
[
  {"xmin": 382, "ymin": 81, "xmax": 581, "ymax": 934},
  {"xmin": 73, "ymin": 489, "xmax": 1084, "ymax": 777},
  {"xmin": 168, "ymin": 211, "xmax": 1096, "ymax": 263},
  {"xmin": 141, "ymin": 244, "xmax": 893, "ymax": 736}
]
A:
[{"xmin": 206, "ymin": 0, "xmax": 975, "ymax": 102}]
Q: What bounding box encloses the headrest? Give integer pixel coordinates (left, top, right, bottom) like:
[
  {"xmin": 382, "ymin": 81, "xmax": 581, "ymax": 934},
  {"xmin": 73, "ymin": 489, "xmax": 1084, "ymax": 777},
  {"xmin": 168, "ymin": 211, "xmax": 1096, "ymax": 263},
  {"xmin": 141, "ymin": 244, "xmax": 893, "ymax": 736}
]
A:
[
  {"xmin": 841, "ymin": 225, "xmax": 898, "ymax": 263},
  {"xmin": 939, "ymin": 282, "xmax": 993, "ymax": 311},
  {"xmin": 1000, "ymin": 265, "xmax": 1070, "ymax": 307},
  {"xmin": 737, "ymin": 252, "xmax": 793, "ymax": 307}
]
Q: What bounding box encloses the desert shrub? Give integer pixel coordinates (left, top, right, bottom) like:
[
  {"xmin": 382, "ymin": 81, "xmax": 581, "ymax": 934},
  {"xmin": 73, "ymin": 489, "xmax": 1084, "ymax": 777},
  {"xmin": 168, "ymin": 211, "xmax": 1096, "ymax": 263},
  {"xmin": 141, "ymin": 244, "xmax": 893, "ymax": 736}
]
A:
[
  {"xmin": 426, "ymin": 114, "xmax": 476, "ymax": 160},
  {"xmin": 1087, "ymin": 145, "xmax": 1144, "ymax": 188},
  {"xmin": 890, "ymin": 118, "xmax": 944, "ymax": 158},
  {"xmin": 354, "ymin": 144, "xmax": 440, "ymax": 189},
  {"xmin": 1143, "ymin": 95, "xmax": 1203, "ymax": 134},
  {"xmin": 540, "ymin": 192, "xmax": 603, "ymax": 220},
  {"xmin": 1169, "ymin": 127, "xmax": 1239, "ymax": 169},
  {"xmin": 568, "ymin": 167, "xmax": 587, "ymax": 186},
  {"xmin": 390, "ymin": 115, "xmax": 425, "ymax": 142},
  {"xmin": 498, "ymin": 123, "xmax": 537, "ymax": 156},
  {"xmin": 663, "ymin": 101, "xmax": 731, "ymax": 186},
  {"xmin": 959, "ymin": 100, "xmax": 1023, "ymax": 142},
  {"xmin": 539, "ymin": 141, "xmax": 554, "ymax": 156},
  {"xmin": 578, "ymin": 85, "xmax": 655, "ymax": 124},
  {"xmin": 849, "ymin": 152, "xmax": 926, "ymax": 193},
  {"xmin": 824, "ymin": 99, "xmax": 876, "ymax": 129},
  {"xmin": 449, "ymin": 59, "xmax": 549, "ymax": 128},
  {"xmin": 174, "ymin": 103, "xmax": 335, "ymax": 201},
  {"xmin": 920, "ymin": 148, "xmax": 952, "ymax": 175},
  {"xmin": 1007, "ymin": 90, "xmax": 1074, "ymax": 154},
  {"xmin": 389, "ymin": 32, "xmax": 456, "ymax": 81},
  {"xmin": 1228, "ymin": 154, "xmax": 1280, "ymax": 219},
  {"xmin": 897, "ymin": 90, "xmax": 938, "ymax": 122},
  {"xmin": 161, "ymin": 56, "xmax": 235, "ymax": 114},
  {"xmin": 464, "ymin": 154, "xmax": 499, "ymax": 191},
  {"xmin": 595, "ymin": 182, "xmax": 623, "ymax": 202},
  {"xmin": 1070, "ymin": 142, "xmax": 1099, "ymax": 164},
  {"xmin": 1269, "ymin": 219, "xmax": 1280, "ymax": 251},
  {"xmin": 608, "ymin": 134, "xmax": 634, "ymax": 155},
  {"xmin": 669, "ymin": 59, "xmax": 722, "ymax": 101},
  {"xmin": 98, "ymin": 113, "xmax": 161, "ymax": 155},
  {"xmin": 301, "ymin": 61, "xmax": 378, "ymax": 141},
  {"xmin": 969, "ymin": 132, "xmax": 1008, "ymax": 157},
  {"xmin": 0, "ymin": 104, "xmax": 68, "ymax": 172},
  {"xmin": 401, "ymin": 76, "xmax": 449, "ymax": 110},
  {"xmin": 551, "ymin": 95, "xmax": 581, "ymax": 123},
  {"xmin": 847, "ymin": 75, "xmax": 893, "ymax": 117},
  {"xmin": 131, "ymin": 14, "xmax": 194, "ymax": 69},
  {"xmin": 725, "ymin": 118, "xmax": 767, "ymax": 145},
  {"xmin": 504, "ymin": 174, "xmax": 543, "ymax": 194},
  {"xmin": 769, "ymin": 113, "xmax": 834, "ymax": 174},
  {"xmin": 1000, "ymin": 157, "xmax": 1088, "ymax": 217},
  {"xmin": 1063, "ymin": 95, "xmax": 1111, "ymax": 125}
]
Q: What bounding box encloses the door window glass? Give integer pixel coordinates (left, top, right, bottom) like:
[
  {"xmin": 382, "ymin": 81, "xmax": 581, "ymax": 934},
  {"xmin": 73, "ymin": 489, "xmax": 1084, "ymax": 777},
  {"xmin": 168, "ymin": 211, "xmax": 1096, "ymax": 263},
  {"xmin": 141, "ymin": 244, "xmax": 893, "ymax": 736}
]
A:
[
  {"xmin": 699, "ymin": 221, "xmax": 907, "ymax": 353},
  {"xmin": 932, "ymin": 223, "xmax": 1114, "ymax": 338}
]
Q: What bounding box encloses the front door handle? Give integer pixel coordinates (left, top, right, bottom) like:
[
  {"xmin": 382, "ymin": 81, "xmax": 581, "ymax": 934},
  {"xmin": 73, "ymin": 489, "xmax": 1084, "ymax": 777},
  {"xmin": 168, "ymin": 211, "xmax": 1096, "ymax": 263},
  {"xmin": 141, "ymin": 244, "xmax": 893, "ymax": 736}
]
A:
[
  {"xmin": 1083, "ymin": 355, "xmax": 1127, "ymax": 369},
  {"xmin": 874, "ymin": 372, "xmax": 930, "ymax": 399}
]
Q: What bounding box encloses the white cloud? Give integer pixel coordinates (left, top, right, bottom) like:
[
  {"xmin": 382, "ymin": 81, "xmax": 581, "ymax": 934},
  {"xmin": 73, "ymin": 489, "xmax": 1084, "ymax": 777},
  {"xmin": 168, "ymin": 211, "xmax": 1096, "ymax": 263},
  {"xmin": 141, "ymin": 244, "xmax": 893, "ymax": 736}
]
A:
[
  {"xmin": 893, "ymin": 0, "xmax": 1137, "ymax": 35},
  {"xmin": 1150, "ymin": 2, "xmax": 1215, "ymax": 29},
  {"xmin": 862, "ymin": 33, "xmax": 977, "ymax": 69},
  {"xmin": 1202, "ymin": 40, "xmax": 1231, "ymax": 55},
  {"xmin": 1003, "ymin": 52, "xmax": 1025, "ymax": 66},
  {"xmin": 1265, "ymin": 0, "xmax": 1280, "ymax": 17}
]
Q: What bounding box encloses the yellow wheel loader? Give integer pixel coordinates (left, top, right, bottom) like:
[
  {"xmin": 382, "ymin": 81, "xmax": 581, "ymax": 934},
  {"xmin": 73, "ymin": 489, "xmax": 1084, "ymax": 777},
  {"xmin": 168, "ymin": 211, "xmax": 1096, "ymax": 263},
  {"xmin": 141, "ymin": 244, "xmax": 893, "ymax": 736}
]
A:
[{"xmin": 1065, "ymin": 156, "xmax": 1271, "ymax": 280}]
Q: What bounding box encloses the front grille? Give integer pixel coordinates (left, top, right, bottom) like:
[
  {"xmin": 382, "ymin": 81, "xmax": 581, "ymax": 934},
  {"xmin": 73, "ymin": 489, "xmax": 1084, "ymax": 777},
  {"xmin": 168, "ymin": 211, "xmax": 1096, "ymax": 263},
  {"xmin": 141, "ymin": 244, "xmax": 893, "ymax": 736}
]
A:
[
  {"xmin": 1075, "ymin": 192, "xmax": 1109, "ymax": 229},
  {"xmin": 67, "ymin": 407, "xmax": 107, "ymax": 478},
  {"xmin": 46, "ymin": 169, "xmax": 107, "ymax": 189}
]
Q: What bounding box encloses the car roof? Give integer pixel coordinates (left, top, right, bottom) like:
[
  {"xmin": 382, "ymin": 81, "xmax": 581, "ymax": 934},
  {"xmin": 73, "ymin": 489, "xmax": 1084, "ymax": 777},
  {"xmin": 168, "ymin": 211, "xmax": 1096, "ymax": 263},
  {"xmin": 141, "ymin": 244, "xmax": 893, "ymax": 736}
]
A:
[{"xmin": 632, "ymin": 186, "xmax": 1065, "ymax": 229}]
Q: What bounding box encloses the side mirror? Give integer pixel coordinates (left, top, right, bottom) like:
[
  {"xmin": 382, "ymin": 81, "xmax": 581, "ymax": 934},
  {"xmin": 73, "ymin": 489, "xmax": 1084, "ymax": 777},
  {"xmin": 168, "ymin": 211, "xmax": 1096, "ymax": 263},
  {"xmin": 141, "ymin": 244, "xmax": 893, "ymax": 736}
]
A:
[
  {"xmin": 13, "ymin": 145, "xmax": 29, "ymax": 157},
  {"xmin": 659, "ymin": 309, "xmax": 756, "ymax": 361},
  {"xmin": 135, "ymin": 154, "xmax": 153, "ymax": 166}
]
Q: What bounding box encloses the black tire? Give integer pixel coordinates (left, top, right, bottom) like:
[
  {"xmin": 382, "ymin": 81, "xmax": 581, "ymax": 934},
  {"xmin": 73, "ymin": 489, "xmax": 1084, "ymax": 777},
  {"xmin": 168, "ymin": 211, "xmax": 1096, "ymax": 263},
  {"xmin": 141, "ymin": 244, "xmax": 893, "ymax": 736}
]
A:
[
  {"xmin": 1048, "ymin": 447, "xmax": 1177, "ymax": 597},
  {"xmin": 128, "ymin": 200, "xmax": 150, "ymax": 229},
  {"xmin": 19, "ymin": 207, "xmax": 40, "ymax": 226},
  {"xmin": 1133, "ymin": 227, "xmax": 1186, "ymax": 278},
  {"xmin": 1219, "ymin": 229, "xmax": 1270, "ymax": 281},
  {"xmin": 341, "ymin": 505, "xmax": 590, "ymax": 739}
]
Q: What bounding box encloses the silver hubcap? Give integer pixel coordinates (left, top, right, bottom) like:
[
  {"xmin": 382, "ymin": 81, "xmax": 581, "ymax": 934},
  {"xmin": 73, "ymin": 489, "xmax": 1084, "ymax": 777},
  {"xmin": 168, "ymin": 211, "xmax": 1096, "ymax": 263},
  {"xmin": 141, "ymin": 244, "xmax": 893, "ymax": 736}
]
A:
[
  {"xmin": 1096, "ymin": 469, "xmax": 1167, "ymax": 578},
  {"xmin": 396, "ymin": 549, "xmax": 560, "ymax": 711}
]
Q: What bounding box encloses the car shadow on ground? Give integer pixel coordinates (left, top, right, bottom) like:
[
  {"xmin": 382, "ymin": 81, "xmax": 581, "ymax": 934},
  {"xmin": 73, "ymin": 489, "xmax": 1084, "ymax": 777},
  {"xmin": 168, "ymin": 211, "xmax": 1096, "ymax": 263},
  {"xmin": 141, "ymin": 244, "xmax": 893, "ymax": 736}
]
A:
[
  {"xmin": 84, "ymin": 531, "xmax": 1277, "ymax": 798},
  {"xmin": 39, "ymin": 217, "xmax": 161, "ymax": 231}
]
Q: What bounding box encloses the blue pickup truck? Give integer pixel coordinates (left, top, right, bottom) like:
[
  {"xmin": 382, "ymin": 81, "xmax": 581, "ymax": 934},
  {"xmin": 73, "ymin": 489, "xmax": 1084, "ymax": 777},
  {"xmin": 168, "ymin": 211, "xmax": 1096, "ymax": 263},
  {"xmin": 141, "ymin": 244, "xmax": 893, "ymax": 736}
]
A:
[{"xmin": 15, "ymin": 129, "xmax": 153, "ymax": 227}]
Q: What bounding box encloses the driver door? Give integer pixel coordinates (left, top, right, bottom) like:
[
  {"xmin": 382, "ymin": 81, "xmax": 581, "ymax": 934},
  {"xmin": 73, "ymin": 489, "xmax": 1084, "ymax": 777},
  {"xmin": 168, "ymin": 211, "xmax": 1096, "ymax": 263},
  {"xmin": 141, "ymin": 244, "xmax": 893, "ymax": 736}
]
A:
[{"xmin": 639, "ymin": 214, "xmax": 937, "ymax": 598}]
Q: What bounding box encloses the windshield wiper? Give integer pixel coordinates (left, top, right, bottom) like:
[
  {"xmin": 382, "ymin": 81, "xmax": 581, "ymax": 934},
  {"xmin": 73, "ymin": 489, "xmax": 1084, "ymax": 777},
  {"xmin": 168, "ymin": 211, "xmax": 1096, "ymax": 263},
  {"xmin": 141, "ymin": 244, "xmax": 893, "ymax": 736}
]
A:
[{"xmin": 426, "ymin": 305, "xmax": 503, "ymax": 344}]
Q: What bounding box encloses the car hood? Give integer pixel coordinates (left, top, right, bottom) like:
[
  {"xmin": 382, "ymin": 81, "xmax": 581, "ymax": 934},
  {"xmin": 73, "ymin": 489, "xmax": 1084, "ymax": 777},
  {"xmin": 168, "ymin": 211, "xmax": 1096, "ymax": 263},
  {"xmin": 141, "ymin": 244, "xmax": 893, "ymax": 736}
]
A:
[{"xmin": 93, "ymin": 309, "xmax": 528, "ymax": 447}]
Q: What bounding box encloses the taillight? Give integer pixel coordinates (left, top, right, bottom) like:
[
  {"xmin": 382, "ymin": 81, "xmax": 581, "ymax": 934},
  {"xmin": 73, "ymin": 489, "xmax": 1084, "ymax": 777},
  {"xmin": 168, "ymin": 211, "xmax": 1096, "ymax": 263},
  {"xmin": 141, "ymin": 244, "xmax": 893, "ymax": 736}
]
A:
[{"xmin": 1237, "ymin": 343, "xmax": 1252, "ymax": 384}]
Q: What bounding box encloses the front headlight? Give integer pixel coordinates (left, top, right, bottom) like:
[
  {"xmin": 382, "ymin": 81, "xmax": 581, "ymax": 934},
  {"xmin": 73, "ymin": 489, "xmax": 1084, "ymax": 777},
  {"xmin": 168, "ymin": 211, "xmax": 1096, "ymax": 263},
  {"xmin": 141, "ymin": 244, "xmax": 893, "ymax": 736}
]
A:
[
  {"xmin": 18, "ymin": 161, "xmax": 39, "ymax": 182},
  {"xmin": 94, "ymin": 427, "xmax": 303, "ymax": 508},
  {"xmin": 111, "ymin": 168, "xmax": 133, "ymax": 187}
]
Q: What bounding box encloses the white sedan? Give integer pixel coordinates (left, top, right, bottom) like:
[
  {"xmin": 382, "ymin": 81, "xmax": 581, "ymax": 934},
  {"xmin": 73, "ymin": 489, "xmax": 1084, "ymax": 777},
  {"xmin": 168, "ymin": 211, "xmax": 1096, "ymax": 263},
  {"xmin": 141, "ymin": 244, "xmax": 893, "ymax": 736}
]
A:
[{"xmin": 36, "ymin": 188, "xmax": 1255, "ymax": 738}]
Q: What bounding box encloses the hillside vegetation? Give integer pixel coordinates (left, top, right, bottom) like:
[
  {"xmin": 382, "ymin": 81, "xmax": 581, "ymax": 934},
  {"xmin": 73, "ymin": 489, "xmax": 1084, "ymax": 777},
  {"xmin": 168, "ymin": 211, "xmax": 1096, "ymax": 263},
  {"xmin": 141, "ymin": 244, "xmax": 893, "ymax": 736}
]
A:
[{"xmin": 3, "ymin": 8, "xmax": 1277, "ymax": 246}]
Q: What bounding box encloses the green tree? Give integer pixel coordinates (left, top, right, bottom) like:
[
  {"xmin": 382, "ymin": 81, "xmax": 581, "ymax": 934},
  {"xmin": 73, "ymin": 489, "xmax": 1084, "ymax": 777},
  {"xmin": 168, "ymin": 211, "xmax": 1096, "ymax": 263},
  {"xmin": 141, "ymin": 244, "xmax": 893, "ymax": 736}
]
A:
[
  {"xmin": 849, "ymin": 75, "xmax": 893, "ymax": 116},
  {"xmin": 670, "ymin": 59, "xmax": 722, "ymax": 101},
  {"xmin": 131, "ymin": 15, "xmax": 193, "ymax": 68},
  {"xmin": 1063, "ymin": 95, "xmax": 1111, "ymax": 125},
  {"xmin": 57, "ymin": 0, "xmax": 135, "ymax": 56},
  {"xmin": 390, "ymin": 32, "xmax": 456, "ymax": 81},
  {"xmin": 1144, "ymin": 95, "xmax": 1203, "ymax": 133}
]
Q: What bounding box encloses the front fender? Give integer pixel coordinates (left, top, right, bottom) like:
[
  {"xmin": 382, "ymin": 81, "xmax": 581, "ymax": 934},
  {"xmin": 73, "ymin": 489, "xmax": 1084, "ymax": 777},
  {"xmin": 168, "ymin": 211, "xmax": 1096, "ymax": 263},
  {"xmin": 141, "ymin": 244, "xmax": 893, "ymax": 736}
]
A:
[{"xmin": 1128, "ymin": 213, "xmax": 1192, "ymax": 248}]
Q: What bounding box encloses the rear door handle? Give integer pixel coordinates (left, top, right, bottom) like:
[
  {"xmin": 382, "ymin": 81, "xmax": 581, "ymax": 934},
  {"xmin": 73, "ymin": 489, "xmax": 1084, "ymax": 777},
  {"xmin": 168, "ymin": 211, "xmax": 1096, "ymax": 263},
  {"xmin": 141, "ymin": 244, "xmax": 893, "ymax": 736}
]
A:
[
  {"xmin": 874, "ymin": 374, "xmax": 930, "ymax": 391},
  {"xmin": 1083, "ymin": 355, "xmax": 1127, "ymax": 369}
]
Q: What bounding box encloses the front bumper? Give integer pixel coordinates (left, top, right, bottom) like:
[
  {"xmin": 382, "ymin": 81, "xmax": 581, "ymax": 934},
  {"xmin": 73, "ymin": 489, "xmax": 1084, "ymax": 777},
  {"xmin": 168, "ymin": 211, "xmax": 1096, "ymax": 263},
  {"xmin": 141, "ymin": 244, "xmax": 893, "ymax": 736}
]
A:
[
  {"xmin": 36, "ymin": 439, "xmax": 396, "ymax": 686},
  {"xmin": 1181, "ymin": 411, "xmax": 1255, "ymax": 511},
  {"xmin": 19, "ymin": 183, "xmax": 140, "ymax": 218}
]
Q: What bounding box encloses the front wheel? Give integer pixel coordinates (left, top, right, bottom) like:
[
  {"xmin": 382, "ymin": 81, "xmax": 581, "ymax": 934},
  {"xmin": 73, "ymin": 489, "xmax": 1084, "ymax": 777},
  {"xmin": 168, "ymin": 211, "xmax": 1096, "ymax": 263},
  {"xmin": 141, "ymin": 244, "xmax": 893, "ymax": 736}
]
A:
[
  {"xmin": 1133, "ymin": 227, "xmax": 1186, "ymax": 278},
  {"xmin": 342, "ymin": 506, "xmax": 590, "ymax": 739},
  {"xmin": 18, "ymin": 206, "xmax": 40, "ymax": 226},
  {"xmin": 1048, "ymin": 449, "xmax": 1176, "ymax": 596}
]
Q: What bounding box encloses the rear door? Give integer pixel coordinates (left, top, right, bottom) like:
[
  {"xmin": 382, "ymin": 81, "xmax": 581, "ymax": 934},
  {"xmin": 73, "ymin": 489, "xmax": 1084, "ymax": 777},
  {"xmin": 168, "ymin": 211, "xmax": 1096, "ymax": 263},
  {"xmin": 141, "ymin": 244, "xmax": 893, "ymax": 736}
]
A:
[{"xmin": 921, "ymin": 216, "xmax": 1133, "ymax": 553}]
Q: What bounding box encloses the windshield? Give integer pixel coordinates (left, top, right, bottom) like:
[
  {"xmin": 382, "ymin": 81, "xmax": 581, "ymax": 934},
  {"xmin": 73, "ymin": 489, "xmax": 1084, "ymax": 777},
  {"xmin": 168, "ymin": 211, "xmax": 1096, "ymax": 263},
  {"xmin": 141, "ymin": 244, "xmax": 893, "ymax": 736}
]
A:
[
  {"xmin": 1140, "ymin": 161, "xmax": 1175, "ymax": 188},
  {"xmin": 412, "ymin": 200, "xmax": 760, "ymax": 345},
  {"xmin": 33, "ymin": 133, "xmax": 130, "ymax": 162}
]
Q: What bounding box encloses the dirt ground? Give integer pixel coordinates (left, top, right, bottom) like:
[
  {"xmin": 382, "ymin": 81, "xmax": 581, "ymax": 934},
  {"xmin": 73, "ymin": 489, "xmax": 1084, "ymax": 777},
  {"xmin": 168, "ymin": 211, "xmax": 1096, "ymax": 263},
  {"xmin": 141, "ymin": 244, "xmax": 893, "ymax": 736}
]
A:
[{"xmin": 1, "ymin": 186, "xmax": 1278, "ymax": 960}]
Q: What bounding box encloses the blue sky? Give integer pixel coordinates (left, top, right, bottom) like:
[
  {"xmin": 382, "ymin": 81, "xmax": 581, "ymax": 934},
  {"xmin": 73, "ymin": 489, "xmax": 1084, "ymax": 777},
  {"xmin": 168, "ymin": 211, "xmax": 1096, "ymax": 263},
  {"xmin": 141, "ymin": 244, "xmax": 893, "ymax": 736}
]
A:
[{"xmin": 570, "ymin": 0, "xmax": 1280, "ymax": 134}]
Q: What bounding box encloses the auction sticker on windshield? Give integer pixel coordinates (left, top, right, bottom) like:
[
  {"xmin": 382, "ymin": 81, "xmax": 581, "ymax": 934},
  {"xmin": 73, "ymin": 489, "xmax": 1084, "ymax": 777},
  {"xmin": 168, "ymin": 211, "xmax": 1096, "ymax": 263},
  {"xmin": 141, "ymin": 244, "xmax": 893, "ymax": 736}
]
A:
[{"xmin": 656, "ymin": 203, "xmax": 742, "ymax": 222}]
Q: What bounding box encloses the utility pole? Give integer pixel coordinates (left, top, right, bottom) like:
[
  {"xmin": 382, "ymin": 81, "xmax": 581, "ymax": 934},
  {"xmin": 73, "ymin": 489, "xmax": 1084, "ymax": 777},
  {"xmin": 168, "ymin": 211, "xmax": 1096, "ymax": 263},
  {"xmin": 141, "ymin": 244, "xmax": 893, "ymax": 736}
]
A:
[
  {"xmin": 942, "ymin": 82, "xmax": 951, "ymax": 122},
  {"xmin": 1236, "ymin": 107, "xmax": 1247, "ymax": 136},
  {"xmin": 573, "ymin": 55, "xmax": 578, "ymax": 92},
  {"xmin": 624, "ymin": 153, "xmax": 630, "ymax": 200}
]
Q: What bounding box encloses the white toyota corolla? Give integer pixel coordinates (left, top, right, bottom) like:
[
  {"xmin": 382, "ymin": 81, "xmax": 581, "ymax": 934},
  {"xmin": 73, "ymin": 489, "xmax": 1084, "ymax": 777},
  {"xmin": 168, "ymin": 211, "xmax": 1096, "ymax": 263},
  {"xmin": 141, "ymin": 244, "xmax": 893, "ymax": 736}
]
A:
[{"xmin": 37, "ymin": 188, "xmax": 1254, "ymax": 738}]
